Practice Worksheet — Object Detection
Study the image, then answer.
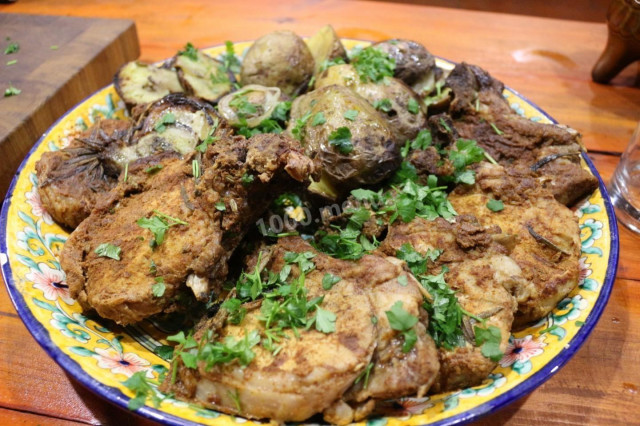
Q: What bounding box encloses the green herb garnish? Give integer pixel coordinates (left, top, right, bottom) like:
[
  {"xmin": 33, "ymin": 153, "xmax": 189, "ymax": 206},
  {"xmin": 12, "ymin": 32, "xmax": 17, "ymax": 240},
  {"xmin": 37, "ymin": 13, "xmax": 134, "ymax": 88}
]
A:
[
  {"xmin": 4, "ymin": 42, "xmax": 19, "ymax": 55},
  {"xmin": 178, "ymin": 42, "xmax": 198, "ymax": 61},
  {"xmin": 328, "ymin": 126, "xmax": 353, "ymax": 154},
  {"xmin": 94, "ymin": 243, "xmax": 121, "ymax": 260},
  {"xmin": 385, "ymin": 301, "xmax": 418, "ymax": 353},
  {"xmin": 343, "ymin": 109, "xmax": 359, "ymax": 121},
  {"xmin": 352, "ymin": 46, "xmax": 396, "ymax": 83},
  {"xmin": 154, "ymin": 113, "xmax": 176, "ymax": 133},
  {"xmin": 474, "ymin": 325, "xmax": 503, "ymax": 362},
  {"xmin": 311, "ymin": 112, "xmax": 326, "ymax": 126},
  {"xmin": 4, "ymin": 84, "xmax": 20, "ymax": 97},
  {"xmin": 373, "ymin": 98, "xmax": 392, "ymax": 112},
  {"xmin": 407, "ymin": 98, "xmax": 420, "ymax": 114},
  {"xmin": 152, "ymin": 277, "xmax": 166, "ymax": 297},
  {"xmin": 486, "ymin": 199, "xmax": 504, "ymax": 212},
  {"xmin": 322, "ymin": 273, "xmax": 341, "ymax": 290},
  {"xmin": 137, "ymin": 211, "xmax": 188, "ymax": 247},
  {"xmin": 144, "ymin": 164, "xmax": 163, "ymax": 174}
]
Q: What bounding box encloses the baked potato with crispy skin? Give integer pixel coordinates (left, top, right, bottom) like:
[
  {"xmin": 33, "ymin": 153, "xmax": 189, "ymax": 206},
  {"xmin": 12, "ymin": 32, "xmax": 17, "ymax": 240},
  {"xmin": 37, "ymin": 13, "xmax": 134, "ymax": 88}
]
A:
[
  {"xmin": 114, "ymin": 61, "xmax": 184, "ymax": 109},
  {"xmin": 287, "ymin": 84, "xmax": 398, "ymax": 198},
  {"xmin": 240, "ymin": 30, "xmax": 315, "ymax": 96},
  {"xmin": 372, "ymin": 39, "xmax": 436, "ymax": 85}
]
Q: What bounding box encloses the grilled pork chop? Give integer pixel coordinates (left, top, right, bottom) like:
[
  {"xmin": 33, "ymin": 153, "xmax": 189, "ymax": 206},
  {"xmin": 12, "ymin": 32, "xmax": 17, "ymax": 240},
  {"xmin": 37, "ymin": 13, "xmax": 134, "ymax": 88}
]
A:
[
  {"xmin": 449, "ymin": 162, "xmax": 581, "ymax": 327},
  {"xmin": 61, "ymin": 133, "xmax": 313, "ymax": 325},
  {"xmin": 381, "ymin": 214, "xmax": 520, "ymax": 392},
  {"xmin": 163, "ymin": 237, "xmax": 439, "ymax": 424}
]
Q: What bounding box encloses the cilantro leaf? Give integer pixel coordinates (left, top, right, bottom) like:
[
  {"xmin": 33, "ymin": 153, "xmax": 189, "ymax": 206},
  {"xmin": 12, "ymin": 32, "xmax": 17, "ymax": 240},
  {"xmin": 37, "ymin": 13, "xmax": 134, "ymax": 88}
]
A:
[
  {"xmin": 373, "ymin": 98, "xmax": 393, "ymax": 112},
  {"xmin": 221, "ymin": 298, "xmax": 247, "ymax": 325},
  {"xmin": 4, "ymin": 42, "xmax": 19, "ymax": 55},
  {"xmin": 328, "ymin": 127, "xmax": 353, "ymax": 154},
  {"xmin": 397, "ymin": 275, "xmax": 409, "ymax": 286},
  {"xmin": 396, "ymin": 243, "xmax": 442, "ymax": 276},
  {"xmin": 4, "ymin": 84, "xmax": 21, "ymax": 97},
  {"xmin": 152, "ymin": 277, "xmax": 166, "ymax": 297},
  {"xmin": 407, "ymin": 98, "xmax": 420, "ymax": 114},
  {"xmin": 314, "ymin": 306, "xmax": 336, "ymax": 333},
  {"xmin": 352, "ymin": 46, "xmax": 396, "ymax": 83},
  {"xmin": 486, "ymin": 199, "xmax": 504, "ymax": 212},
  {"xmin": 153, "ymin": 345, "xmax": 174, "ymax": 361},
  {"xmin": 319, "ymin": 57, "xmax": 346, "ymax": 72},
  {"xmin": 221, "ymin": 40, "xmax": 242, "ymax": 74},
  {"xmin": 322, "ymin": 273, "xmax": 341, "ymax": 290},
  {"xmin": 241, "ymin": 173, "xmax": 254, "ymax": 185},
  {"xmin": 215, "ymin": 201, "xmax": 226, "ymax": 211},
  {"xmin": 122, "ymin": 371, "xmax": 162, "ymax": 410},
  {"xmin": 178, "ymin": 42, "xmax": 198, "ymax": 61},
  {"xmin": 154, "ymin": 113, "xmax": 176, "ymax": 133},
  {"xmin": 291, "ymin": 111, "xmax": 312, "ymax": 141},
  {"xmin": 94, "ymin": 243, "xmax": 121, "ymax": 261},
  {"xmin": 312, "ymin": 112, "xmax": 326, "ymax": 126},
  {"xmin": 144, "ymin": 164, "xmax": 163, "ymax": 174},
  {"xmin": 385, "ymin": 301, "xmax": 419, "ymax": 353},
  {"xmin": 474, "ymin": 325, "xmax": 503, "ymax": 362},
  {"xmin": 343, "ymin": 109, "xmax": 359, "ymax": 121},
  {"xmin": 448, "ymin": 139, "xmax": 485, "ymax": 170},
  {"xmin": 229, "ymin": 94, "xmax": 258, "ymax": 119},
  {"xmin": 137, "ymin": 211, "xmax": 188, "ymax": 246}
]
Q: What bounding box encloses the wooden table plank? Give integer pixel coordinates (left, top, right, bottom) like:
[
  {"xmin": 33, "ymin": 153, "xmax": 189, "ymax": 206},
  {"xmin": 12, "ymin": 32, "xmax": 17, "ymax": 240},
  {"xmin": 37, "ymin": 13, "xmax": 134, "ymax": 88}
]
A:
[
  {"xmin": 0, "ymin": 13, "xmax": 139, "ymax": 197},
  {"xmin": 0, "ymin": 406, "xmax": 86, "ymax": 426}
]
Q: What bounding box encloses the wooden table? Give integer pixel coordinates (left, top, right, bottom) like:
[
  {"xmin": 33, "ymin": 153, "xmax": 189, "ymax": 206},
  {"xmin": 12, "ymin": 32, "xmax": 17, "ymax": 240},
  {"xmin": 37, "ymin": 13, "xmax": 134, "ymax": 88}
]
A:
[{"xmin": 0, "ymin": 1, "xmax": 638, "ymax": 424}]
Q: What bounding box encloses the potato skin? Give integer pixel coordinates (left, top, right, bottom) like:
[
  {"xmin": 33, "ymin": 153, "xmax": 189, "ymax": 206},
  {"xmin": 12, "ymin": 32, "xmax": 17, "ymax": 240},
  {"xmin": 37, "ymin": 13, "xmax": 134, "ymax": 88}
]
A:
[
  {"xmin": 287, "ymin": 85, "xmax": 398, "ymax": 192},
  {"xmin": 316, "ymin": 64, "xmax": 427, "ymax": 144},
  {"xmin": 240, "ymin": 30, "xmax": 315, "ymax": 96},
  {"xmin": 306, "ymin": 25, "xmax": 349, "ymax": 75},
  {"xmin": 373, "ymin": 39, "xmax": 435, "ymax": 85}
]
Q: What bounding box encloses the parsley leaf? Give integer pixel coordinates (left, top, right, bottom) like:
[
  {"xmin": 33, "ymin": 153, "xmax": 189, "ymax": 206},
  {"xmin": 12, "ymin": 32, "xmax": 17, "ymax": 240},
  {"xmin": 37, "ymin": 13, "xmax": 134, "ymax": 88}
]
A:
[
  {"xmin": 407, "ymin": 98, "xmax": 420, "ymax": 114},
  {"xmin": 4, "ymin": 84, "xmax": 21, "ymax": 97},
  {"xmin": 94, "ymin": 243, "xmax": 121, "ymax": 260},
  {"xmin": 153, "ymin": 345, "xmax": 174, "ymax": 361},
  {"xmin": 486, "ymin": 199, "xmax": 504, "ymax": 212},
  {"xmin": 221, "ymin": 40, "xmax": 242, "ymax": 74},
  {"xmin": 328, "ymin": 126, "xmax": 353, "ymax": 154},
  {"xmin": 195, "ymin": 118, "xmax": 220, "ymax": 152},
  {"xmin": 137, "ymin": 211, "xmax": 188, "ymax": 247},
  {"xmin": 6, "ymin": 59, "xmax": 16, "ymax": 66},
  {"xmin": 448, "ymin": 139, "xmax": 486, "ymax": 184},
  {"xmin": 221, "ymin": 298, "xmax": 247, "ymax": 324},
  {"xmin": 154, "ymin": 113, "xmax": 176, "ymax": 133},
  {"xmin": 420, "ymin": 267, "xmax": 466, "ymax": 349},
  {"xmin": 291, "ymin": 111, "xmax": 312, "ymax": 141},
  {"xmin": 385, "ymin": 301, "xmax": 419, "ymax": 353},
  {"xmin": 4, "ymin": 42, "xmax": 19, "ymax": 55},
  {"xmin": 122, "ymin": 371, "xmax": 162, "ymax": 410},
  {"xmin": 229, "ymin": 94, "xmax": 257, "ymax": 119},
  {"xmin": 352, "ymin": 46, "xmax": 396, "ymax": 83},
  {"xmin": 178, "ymin": 42, "xmax": 198, "ymax": 61},
  {"xmin": 314, "ymin": 306, "xmax": 336, "ymax": 333},
  {"xmin": 215, "ymin": 201, "xmax": 226, "ymax": 211},
  {"xmin": 322, "ymin": 273, "xmax": 341, "ymax": 290},
  {"xmin": 474, "ymin": 325, "xmax": 503, "ymax": 362},
  {"xmin": 373, "ymin": 98, "xmax": 393, "ymax": 112},
  {"xmin": 241, "ymin": 173, "xmax": 254, "ymax": 185},
  {"xmin": 144, "ymin": 164, "xmax": 163, "ymax": 174},
  {"xmin": 319, "ymin": 57, "xmax": 346, "ymax": 73},
  {"xmin": 312, "ymin": 112, "xmax": 326, "ymax": 126},
  {"xmin": 152, "ymin": 277, "xmax": 166, "ymax": 297},
  {"xmin": 343, "ymin": 109, "xmax": 359, "ymax": 121},
  {"xmin": 312, "ymin": 207, "xmax": 378, "ymax": 260},
  {"xmin": 396, "ymin": 243, "xmax": 441, "ymax": 276}
]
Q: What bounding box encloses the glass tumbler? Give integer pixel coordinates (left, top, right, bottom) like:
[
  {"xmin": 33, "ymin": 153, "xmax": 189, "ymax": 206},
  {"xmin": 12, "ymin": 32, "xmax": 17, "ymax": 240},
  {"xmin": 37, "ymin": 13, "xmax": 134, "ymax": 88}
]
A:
[{"xmin": 609, "ymin": 122, "xmax": 640, "ymax": 233}]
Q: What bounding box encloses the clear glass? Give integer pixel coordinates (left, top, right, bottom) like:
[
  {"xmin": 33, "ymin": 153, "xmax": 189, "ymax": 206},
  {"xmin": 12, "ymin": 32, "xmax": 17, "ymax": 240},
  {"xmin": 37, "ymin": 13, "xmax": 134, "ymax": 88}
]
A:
[{"xmin": 608, "ymin": 122, "xmax": 640, "ymax": 234}]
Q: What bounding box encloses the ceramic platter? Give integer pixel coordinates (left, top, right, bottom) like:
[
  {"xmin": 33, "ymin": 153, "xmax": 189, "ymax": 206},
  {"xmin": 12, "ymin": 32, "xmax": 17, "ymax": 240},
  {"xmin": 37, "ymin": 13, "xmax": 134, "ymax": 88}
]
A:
[{"xmin": 0, "ymin": 40, "xmax": 619, "ymax": 425}]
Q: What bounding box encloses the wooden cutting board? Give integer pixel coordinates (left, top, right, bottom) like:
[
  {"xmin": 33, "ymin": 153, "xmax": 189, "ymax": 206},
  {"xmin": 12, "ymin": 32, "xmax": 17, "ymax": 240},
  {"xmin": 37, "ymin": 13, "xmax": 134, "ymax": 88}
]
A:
[{"xmin": 0, "ymin": 13, "xmax": 140, "ymax": 197}]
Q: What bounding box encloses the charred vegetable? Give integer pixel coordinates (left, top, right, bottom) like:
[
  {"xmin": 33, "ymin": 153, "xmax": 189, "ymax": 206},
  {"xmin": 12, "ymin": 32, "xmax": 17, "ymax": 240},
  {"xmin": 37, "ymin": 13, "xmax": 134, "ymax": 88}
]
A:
[
  {"xmin": 217, "ymin": 85, "xmax": 282, "ymax": 127},
  {"xmin": 240, "ymin": 30, "xmax": 315, "ymax": 96},
  {"xmin": 120, "ymin": 94, "xmax": 226, "ymax": 165},
  {"xmin": 174, "ymin": 46, "xmax": 234, "ymax": 103},
  {"xmin": 372, "ymin": 39, "xmax": 435, "ymax": 85},
  {"xmin": 287, "ymin": 84, "xmax": 398, "ymax": 198},
  {"xmin": 114, "ymin": 61, "xmax": 184, "ymax": 109}
]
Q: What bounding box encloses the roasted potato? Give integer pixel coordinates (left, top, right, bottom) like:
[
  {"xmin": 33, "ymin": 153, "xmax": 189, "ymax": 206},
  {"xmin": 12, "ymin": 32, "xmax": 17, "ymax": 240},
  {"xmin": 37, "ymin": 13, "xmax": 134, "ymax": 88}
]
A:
[
  {"xmin": 114, "ymin": 61, "xmax": 184, "ymax": 109},
  {"xmin": 240, "ymin": 30, "xmax": 315, "ymax": 96},
  {"xmin": 286, "ymin": 85, "xmax": 398, "ymax": 198},
  {"xmin": 316, "ymin": 64, "xmax": 426, "ymax": 144},
  {"xmin": 217, "ymin": 85, "xmax": 282, "ymax": 127},
  {"xmin": 174, "ymin": 49, "xmax": 234, "ymax": 103},
  {"xmin": 372, "ymin": 39, "xmax": 435, "ymax": 85},
  {"xmin": 306, "ymin": 25, "xmax": 349, "ymax": 75}
]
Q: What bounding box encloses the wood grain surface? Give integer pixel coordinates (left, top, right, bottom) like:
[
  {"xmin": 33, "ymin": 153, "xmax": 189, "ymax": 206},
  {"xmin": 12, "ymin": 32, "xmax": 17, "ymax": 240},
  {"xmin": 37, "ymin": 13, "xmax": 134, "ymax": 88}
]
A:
[
  {"xmin": 0, "ymin": 1, "xmax": 638, "ymax": 425},
  {"xmin": 0, "ymin": 13, "xmax": 140, "ymax": 196}
]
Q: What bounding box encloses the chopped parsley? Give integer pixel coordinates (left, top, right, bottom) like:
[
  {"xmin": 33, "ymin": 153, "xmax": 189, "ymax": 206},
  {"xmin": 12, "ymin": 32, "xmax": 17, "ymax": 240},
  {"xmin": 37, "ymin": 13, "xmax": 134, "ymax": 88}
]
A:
[
  {"xmin": 401, "ymin": 129, "xmax": 432, "ymax": 157},
  {"xmin": 241, "ymin": 172, "xmax": 254, "ymax": 185},
  {"xmin": 215, "ymin": 201, "xmax": 226, "ymax": 211},
  {"xmin": 328, "ymin": 126, "xmax": 353, "ymax": 154},
  {"xmin": 229, "ymin": 95, "xmax": 258, "ymax": 119},
  {"xmin": 153, "ymin": 345, "xmax": 174, "ymax": 361},
  {"xmin": 343, "ymin": 109, "xmax": 359, "ymax": 121},
  {"xmin": 192, "ymin": 159, "xmax": 200, "ymax": 179},
  {"xmin": 373, "ymin": 98, "xmax": 393, "ymax": 112},
  {"xmin": 407, "ymin": 98, "xmax": 420, "ymax": 114},
  {"xmin": 351, "ymin": 46, "xmax": 396, "ymax": 83},
  {"xmin": 4, "ymin": 84, "xmax": 20, "ymax": 97},
  {"xmin": 322, "ymin": 273, "xmax": 341, "ymax": 290},
  {"xmin": 486, "ymin": 199, "xmax": 504, "ymax": 212},
  {"xmin": 196, "ymin": 119, "xmax": 220, "ymax": 152},
  {"xmin": 154, "ymin": 113, "xmax": 176, "ymax": 133},
  {"xmin": 311, "ymin": 111, "xmax": 326, "ymax": 126},
  {"xmin": 221, "ymin": 40, "xmax": 242, "ymax": 74},
  {"xmin": 439, "ymin": 117, "xmax": 452, "ymax": 133},
  {"xmin": 319, "ymin": 57, "xmax": 346, "ymax": 73},
  {"xmin": 234, "ymin": 101, "xmax": 291, "ymax": 138},
  {"xmin": 94, "ymin": 243, "xmax": 121, "ymax": 260},
  {"xmin": 313, "ymin": 306, "xmax": 337, "ymax": 333},
  {"xmin": 144, "ymin": 164, "xmax": 163, "ymax": 174},
  {"xmin": 385, "ymin": 301, "xmax": 419, "ymax": 353},
  {"xmin": 313, "ymin": 206, "xmax": 378, "ymax": 260},
  {"xmin": 354, "ymin": 362, "xmax": 374, "ymax": 389},
  {"xmin": 291, "ymin": 111, "xmax": 312, "ymax": 141},
  {"xmin": 178, "ymin": 42, "xmax": 198, "ymax": 61},
  {"xmin": 50, "ymin": 45, "xmax": 59, "ymax": 50},
  {"xmin": 6, "ymin": 59, "xmax": 16, "ymax": 66},
  {"xmin": 137, "ymin": 210, "xmax": 188, "ymax": 247},
  {"xmin": 152, "ymin": 277, "xmax": 166, "ymax": 297},
  {"xmin": 4, "ymin": 42, "xmax": 19, "ymax": 54},
  {"xmin": 448, "ymin": 139, "xmax": 486, "ymax": 184},
  {"xmin": 474, "ymin": 325, "xmax": 503, "ymax": 361},
  {"xmin": 490, "ymin": 122, "xmax": 504, "ymax": 135},
  {"xmin": 122, "ymin": 371, "xmax": 163, "ymax": 410}
]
